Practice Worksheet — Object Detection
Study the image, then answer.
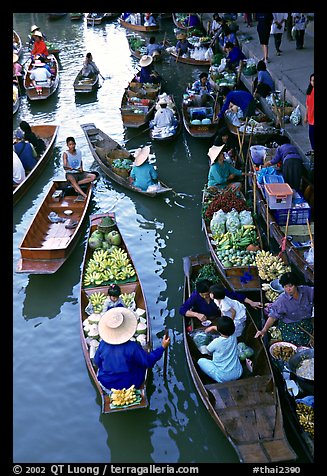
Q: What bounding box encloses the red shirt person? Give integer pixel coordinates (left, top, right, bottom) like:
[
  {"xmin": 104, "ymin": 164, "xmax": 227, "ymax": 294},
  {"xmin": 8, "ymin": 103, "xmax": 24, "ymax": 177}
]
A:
[{"xmin": 31, "ymin": 31, "xmax": 49, "ymax": 59}]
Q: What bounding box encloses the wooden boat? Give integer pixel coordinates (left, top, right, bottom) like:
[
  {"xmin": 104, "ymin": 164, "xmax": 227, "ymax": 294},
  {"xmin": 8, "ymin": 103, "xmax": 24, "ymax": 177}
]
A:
[
  {"xmin": 80, "ymin": 212, "xmax": 151, "ymax": 413},
  {"xmin": 119, "ymin": 16, "xmax": 159, "ymax": 32},
  {"xmin": 70, "ymin": 13, "xmax": 84, "ymax": 20},
  {"xmin": 201, "ymin": 186, "xmax": 262, "ymax": 292},
  {"xmin": 16, "ymin": 179, "xmax": 93, "ymax": 274},
  {"xmin": 171, "ymin": 13, "xmax": 202, "ymax": 31},
  {"xmin": 13, "ymin": 30, "xmax": 23, "ymax": 57},
  {"xmin": 150, "ymin": 94, "xmax": 182, "ymax": 141},
  {"xmin": 73, "ymin": 69, "xmax": 100, "ymax": 93},
  {"xmin": 86, "ymin": 13, "xmax": 106, "ymax": 25},
  {"xmin": 48, "ymin": 13, "xmax": 67, "ymax": 19},
  {"xmin": 24, "ymin": 54, "xmax": 60, "ymax": 101},
  {"xmin": 120, "ymin": 78, "xmax": 161, "ymax": 129},
  {"xmin": 165, "ymin": 40, "xmax": 211, "ymax": 66},
  {"xmin": 182, "ymin": 94, "xmax": 220, "ymax": 138},
  {"xmin": 13, "ymin": 124, "xmax": 59, "ymax": 206},
  {"xmin": 181, "ymin": 253, "xmax": 297, "ymax": 463},
  {"xmin": 224, "ymin": 109, "xmax": 282, "ymax": 145},
  {"xmin": 80, "ymin": 123, "xmax": 173, "ymax": 197},
  {"xmin": 127, "ymin": 34, "xmax": 146, "ymax": 59},
  {"xmin": 247, "ymin": 156, "xmax": 314, "ymax": 285},
  {"xmin": 13, "ymin": 83, "xmax": 20, "ymax": 115}
]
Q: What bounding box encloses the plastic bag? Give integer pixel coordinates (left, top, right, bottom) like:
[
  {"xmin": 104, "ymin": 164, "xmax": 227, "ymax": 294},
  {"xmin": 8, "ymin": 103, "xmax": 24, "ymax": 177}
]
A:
[
  {"xmin": 189, "ymin": 329, "xmax": 217, "ymax": 355},
  {"xmin": 304, "ymin": 246, "xmax": 314, "ymax": 265},
  {"xmin": 239, "ymin": 210, "xmax": 253, "ymax": 225},
  {"xmin": 290, "ymin": 105, "xmax": 301, "ymax": 126},
  {"xmin": 204, "ymin": 47, "xmax": 214, "ymax": 61},
  {"xmin": 210, "ymin": 209, "xmax": 226, "ymax": 235},
  {"xmin": 291, "ymin": 26, "xmax": 297, "ymax": 40},
  {"xmin": 226, "ymin": 209, "xmax": 241, "ymax": 233}
]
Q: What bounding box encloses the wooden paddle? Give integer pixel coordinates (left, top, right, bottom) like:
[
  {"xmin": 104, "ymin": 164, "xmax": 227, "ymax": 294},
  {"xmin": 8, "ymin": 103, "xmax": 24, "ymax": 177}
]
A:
[{"xmin": 163, "ymin": 328, "xmax": 169, "ymax": 379}]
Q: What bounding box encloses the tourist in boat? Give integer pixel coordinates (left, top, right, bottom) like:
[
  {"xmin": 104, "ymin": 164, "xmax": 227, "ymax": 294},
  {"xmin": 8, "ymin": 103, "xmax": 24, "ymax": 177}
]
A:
[
  {"xmin": 218, "ymin": 87, "xmax": 256, "ymax": 120},
  {"xmin": 13, "ymin": 150, "xmax": 26, "ymax": 186},
  {"xmin": 262, "ymin": 136, "xmax": 305, "ymax": 192},
  {"xmin": 81, "ymin": 52, "xmax": 100, "ymax": 78},
  {"xmin": 150, "ymin": 97, "xmax": 176, "ymax": 129},
  {"xmin": 85, "ymin": 284, "xmax": 125, "ymax": 315},
  {"xmin": 252, "ymin": 60, "xmax": 275, "ymax": 99},
  {"xmin": 30, "ymin": 31, "xmax": 49, "ymax": 60},
  {"xmin": 19, "ymin": 120, "xmax": 46, "ymax": 155},
  {"xmin": 137, "ymin": 55, "xmax": 161, "ymax": 84},
  {"xmin": 175, "ymin": 32, "xmax": 195, "ymax": 57},
  {"xmin": 144, "ymin": 13, "xmax": 156, "ymax": 26},
  {"xmin": 13, "ymin": 128, "xmax": 37, "ymax": 173},
  {"xmin": 254, "ymin": 271, "xmax": 313, "ymax": 346},
  {"xmin": 129, "ymin": 146, "xmax": 158, "ymax": 192},
  {"xmin": 197, "ymin": 315, "xmax": 243, "ymax": 383},
  {"xmin": 28, "ymin": 24, "xmax": 47, "ymax": 48},
  {"xmin": 207, "ymin": 144, "xmax": 250, "ymax": 192},
  {"xmin": 29, "ymin": 59, "xmax": 52, "ymax": 95},
  {"xmin": 146, "ymin": 36, "xmax": 165, "ymax": 57},
  {"xmin": 94, "ymin": 307, "xmax": 170, "ymax": 391},
  {"xmin": 62, "ymin": 136, "xmax": 97, "ymax": 201}
]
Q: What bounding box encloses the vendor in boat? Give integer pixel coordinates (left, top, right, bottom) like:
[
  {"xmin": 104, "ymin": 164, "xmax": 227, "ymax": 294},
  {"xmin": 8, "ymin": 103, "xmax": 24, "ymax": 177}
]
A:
[
  {"xmin": 207, "ymin": 144, "xmax": 251, "ymax": 192},
  {"xmin": 197, "ymin": 316, "xmax": 243, "ymax": 383},
  {"xmin": 81, "ymin": 52, "xmax": 100, "ymax": 78},
  {"xmin": 85, "ymin": 284, "xmax": 125, "ymax": 315},
  {"xmin": 175, "ymin": 32, "xmax": 195, "ymax": 57},
  {"xmin": 13, "ymin": 150, "xmax": 26, "ymax": 186},
  {"xmin": 218, "ymin": 86, "xmax": 256, "ymax": 120},
  {"xmin": 254, "ymin": 272, "xmax": 314, "ymax": 347},
  {"xmin": 190, "ymin": 72, "xmax": 213, "ymax": 106},
  {"xmin": 137, "ymin": 55, "xmax": 161, "ymax": 84},
  {"xmin": 129, "ymin": 146, "xmax": 158, "ymax": 192},
  {"xmin": 183, "ymin": 13, "xmax": 200, "ymax": 29},
  {"xmin": 30, "ymin": 31, "xmax": 49, "ymax": 61},
  {"xmin": 28, "ymin": 24, "xmax": 47, "ymax": 48},
  {"xmin": 150, "ymin": 97, "xmax": 176, "ymax": 129},
  {"xmin": 29, "ymin": 59, "xmax": 52, "ymax": 95},
  {"xmin": 224, "ymin": 41, "xmax": 246, "ymax": 69},
  {"xmin": 213, "ymin": 126, "xmax": 240, "ymax": 168},
  {"xmin": 19, "ymin": 120, "xmax": 46, "ymax": 155},
  {"xmin": 62, "ymin": 136, "xmax": 97, "ymax": 201},
  {"xmin": 94, "ymin": 307, "xmax": 170, "ymax": 391},
  {"xmin": 144, "ymin": 12, "xmax": 156, "ymax": 26},
  {"xmin": 13, "ymin": 128, "xmax": 37, "ymax": 173},
  {"xmin": 146, "ymin": 36, "xmax": 165, "ymax": 58},
  {"xmin": 262, "ymin": 136, "xmax": 305, "ymax": 192}
]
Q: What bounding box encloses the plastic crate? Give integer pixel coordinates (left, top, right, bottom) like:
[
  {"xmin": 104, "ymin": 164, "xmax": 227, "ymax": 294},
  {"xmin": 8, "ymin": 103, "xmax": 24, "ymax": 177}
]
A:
[
  {"xmin": 265, "ymin": 183, "xmax": 293, "ymax": 210},
  {"xmin": 274, "ymin": 204, "xmax": 311, "ymax": 225},
  {"xmin": 263, "ymin": 175, "xmax": 284, "ymax": 199}
]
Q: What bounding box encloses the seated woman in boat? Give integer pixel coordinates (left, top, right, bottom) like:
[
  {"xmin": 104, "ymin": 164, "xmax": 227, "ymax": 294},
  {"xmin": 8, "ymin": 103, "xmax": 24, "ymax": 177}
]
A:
[
  {"xmin": 262, "ymin": 135, "xmax": 304, "ymax": 192},
  {"xmin": 94, "ymin": 307, "xmax": 170, "ymax": 391},
  {"xmin": 137, "ymin": 55, "xmax": 161, "ymax": 84},
  {"xmin": 190, "ymin": 72, "xmax": 213, "ymax": 106},
  {"xmin": 30, "ymin": 31, "xmax": 49, "ymax": 60},
  {"xmin": 19, "ymin": 120, "xmax": 46, "ymax": 155},
  {"xmin": 129, "ymin": 146, "xmax": 158, "ymax": 192},
  {"xmin": 85, "ymin": 284, "xmax": 125, "ymax": 315},
  {"xmin": 13, "ymin": 128, "xmax": 37, "ymax": 173},
  {"xmin": 144, "ymin": 12, "xmax": 156, "ymax": 26},
  {"xmin": 218, "ymin": 86, "xmax": 256, "ymax": 120},
  {"xmin": 207, "ymin": 144, "xmax": 251, "ymax": 192},
  {"xmin": 29, "ymin": 59, "xmax": 52, "ymax": 95},
  {"xmin": 197, "ymin": 316, "xmax": 243, "ymax": 383},
  {"xmin": 28, "ymin": 24, "xmax": 47, "ymax": 49},
  {"xmin": 179, "ymin": 279, "xmax": 221, "ymax": 324},
  {"xmin": 213, "ymin": 126, "xmax": 240, "ymax": 168},
  {"xmin": 255, "ymin": 272, "xmax": 314, "ymax": 347},
  {"xmin": 146, "ymin": 36, "xmax": 165, "ymax": 58},
  {"xmin": 81, "ymin": 52, "xmax": 100, "ymax": 78},
  {"xmin": 13, "ymin": 150, "xmax": 26, "ymax": 186},
  {"xmin": 224, "ymin": 41, "xmax": 246, "ymax": 69},
  {"xmin": 150, "ymin": 97, "xmax": 177, "ymax": 130},
  {"xmin": 175, "ymin": 32, "xmax": 195, "ymax": 57},
  {"xmin": 252, "ymin": 60, "xmax": 275, "ymax": 99},
  {"xmin": 62, "ymin": 136, "xmax": 97, "ymax": 201}
]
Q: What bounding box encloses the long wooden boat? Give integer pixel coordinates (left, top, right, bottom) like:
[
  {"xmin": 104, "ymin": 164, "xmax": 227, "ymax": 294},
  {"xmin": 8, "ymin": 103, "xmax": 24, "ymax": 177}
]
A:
[
  {"xmin": 13, "ymin": 124, "xmax": 59, "ymax": 205},
  {"xmin": 81, "ymin": 122, "xmax": 173, "ymax": 197},
  {"xmin": 165, "ymin": 40, "xmax": 210, "ymax": 66},
  {"xmin": 150, "ymin": 94, "xmax": 182, "ymax": 141},
  {"xmin": 182, "ymin": 94, "xmax": 220, "ymax": 138},
  {"xmin": 171, "ymin": 13, "xmax": 202, "ymax": 31},
  {"xmin": 16, "ymin": 179, "xmax": 93, "ymax": 274},
  {"xmin": 127, "ymin": 34, "xmax": 146, "ymax": 59},
  {"xmin": 70, "ymin": 13, "xmax": 84, "ymax": 20},
  {"xmin": 73, "ymin": 69, "xmax": 100, "ymax": 93},
  {"xmin": 119, "ymin": 16, "xmax": 159, "ymax": 32},
  {"xmin": 86, "ymin": 13, "xmax": 106, "ymax": 25},
  {"xmin": 120, "ymin": 79, "xmax": 161, "ymax": 128},
  {"xmin": 13, "ymin": 30, "xmax": 23, "ymax": 57},
  {"xmin": 248, "ymin": 156, "xmax": 314, "ymax": 285},
  {"xmin": 80, "ymin": 212, "xmax": 151, "ymax": 413},
  {"xmin": 201, "ymin": 186, "xmax": 262, "ymax": 292},
  {"xmin": 181, "ymin": 253, "xmax": 297, "ymax": 463},
  {"xmin": 24, "ymin": 54, "xmax": 60, "ymax": 101}
]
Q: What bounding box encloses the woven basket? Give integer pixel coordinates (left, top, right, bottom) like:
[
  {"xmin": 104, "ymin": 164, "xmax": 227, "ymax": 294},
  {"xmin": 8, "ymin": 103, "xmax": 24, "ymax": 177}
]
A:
[{"xmin": 112, "ymin": 166, "xmax": 130, "ymax": 178}]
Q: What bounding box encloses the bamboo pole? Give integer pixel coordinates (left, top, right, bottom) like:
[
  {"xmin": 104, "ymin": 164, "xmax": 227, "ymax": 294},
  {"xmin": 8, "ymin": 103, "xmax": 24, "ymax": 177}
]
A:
[
  {"xmin": 307, "ymin": 218, "xmax": 314, "ymax": 248},
  {"xmin": 253, "ymin": 172, "xmax": 257, "ymax": 215},
  {"xmin": 266, "ymin": 204, "xmax": 270, "ymax": 245}
]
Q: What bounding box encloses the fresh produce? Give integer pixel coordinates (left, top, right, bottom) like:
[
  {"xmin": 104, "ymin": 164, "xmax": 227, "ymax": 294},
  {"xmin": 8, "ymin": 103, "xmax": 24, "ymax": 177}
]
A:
[
  {"xmin": 237, "ymin": 342, "xmax": 254, "ymax": 361},
  {"xmin": 203, "ymin": 189, "xmax": 251, "ymax": 221},
  {"xmin": 88, "ymin": 230, "xmax": 104, "ymax": 249},
  {"xmin": 261, "ymin": 283, "xmax": 280, "ymax": 302},
  {"xmin": 268, "ymin": 326, "xmax": 282, "ymax": 341},
  {"xmin": 215, "ymin": 248, "xmax": 258, "ymax": 268},
  {"xmin": 120, "ymin": 292, "xmax": 136, "ymax": 309},
  {"xmin": 194, "ymin": 263, "xmax": 222, "ymax": 286},
  {"xmin": 270, "ymin": 344, "xmax": 296, "ymax": 361},
  {"xmin": 211, "ymin": 225, "xmax": 258, "ymax": 251},
  {"xmin": 255, "ymin": 250, "xmax": 291, "ymax": 281},
  {"xmin": 107, "ymin": 230, "xmax": 122, "ymax": 246},
  {"xmin": 110, "ymin": 385, "xmax": 141, "ymax": 407},
  {"xmin": 88, "ymin": 291, "xmax": 107, "ymax": 313},
  {"xmin": 296, "ymin": 403, "xmax": 314, "ymax": 437}
]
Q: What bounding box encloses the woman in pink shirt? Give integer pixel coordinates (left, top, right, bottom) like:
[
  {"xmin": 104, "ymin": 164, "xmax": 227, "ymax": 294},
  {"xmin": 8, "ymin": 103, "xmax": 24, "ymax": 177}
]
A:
[{"xmin": 304, "ymin": 73, "xmax": 314, "ymax": 155}]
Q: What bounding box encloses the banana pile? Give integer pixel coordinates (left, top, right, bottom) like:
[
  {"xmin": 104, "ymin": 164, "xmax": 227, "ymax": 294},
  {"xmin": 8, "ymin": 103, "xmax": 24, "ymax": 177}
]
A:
[
  {"xmin": 261, "ymin": 283, "xmax": 280, "ymax": 302},
  {"xmin": 88, "ymin": 291, "xmax": 107, "ymax": 312},
  {"xmin": 296, "ymin": 403, "xmax": 314, "ymax": 437},
  {"xmin": 121, "ymin": 292, "xmax": 135, "ymax": 308},
  {"xmin": 212, "ymin": 225, "xmax": 258, "ymax": 251},
  {"xmin": 110, "ymin": 385, "xmax": 141, "ymax": 407},
  {"xmin": 83, "ymin": 248, "xmax": 136, "ymax": 287},
  {"xmin": 255, "ymin": 250, "xmax": 291, "ymax": 281}
]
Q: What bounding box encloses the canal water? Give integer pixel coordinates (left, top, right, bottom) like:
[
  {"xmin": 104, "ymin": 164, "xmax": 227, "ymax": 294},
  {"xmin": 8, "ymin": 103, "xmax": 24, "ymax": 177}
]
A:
[{"xmin": 12, "ymin": 13, "xmax": 306, "ymax": 465}]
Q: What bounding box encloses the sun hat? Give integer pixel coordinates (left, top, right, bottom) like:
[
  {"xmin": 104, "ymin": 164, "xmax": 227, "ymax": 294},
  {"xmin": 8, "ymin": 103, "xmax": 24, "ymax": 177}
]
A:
[
  {"xmin": 32, "ymin": 30, "xmax": 43, "ymax": 38},
  {"xmin": 34, "ymin": 59, "xmax": 45, "ymax": 67},
  {"xmin": 13, "ymin": 53, "xmax": 19, "ymax": 63},
  {"xmin": 134, "ymin": 145, "xmax": 151, "ymax": 166},
  {"xmin": 14, "ymin": 128, "xmax": 24, "ymax": 140},
  {"xmin": 208, "ymin": 144, "xmax": 225, "ymax": 164},
  {"xmin": 139, "ymin": 54, "xmax": 153, "ymax": 67},
  {"xmin": 98, "ymin": 307, "xmax": 138, "ymax": 344},
  {"xmin": 31, "ymin": 24, "xmax": 39, "ymax": 32},
  {"xmin": 176, "ymin": 32, "xmax": 187, "ymax": 40},
  {"xmin": 158, "ymin": 97, "xmax": 168, "ymax": 105}
]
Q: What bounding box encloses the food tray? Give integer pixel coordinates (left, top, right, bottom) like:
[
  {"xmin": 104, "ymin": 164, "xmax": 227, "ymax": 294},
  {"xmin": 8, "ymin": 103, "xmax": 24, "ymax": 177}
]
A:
[{"xmin": 269, "ymin": 341, "xmax": 297, "ymax": 361}]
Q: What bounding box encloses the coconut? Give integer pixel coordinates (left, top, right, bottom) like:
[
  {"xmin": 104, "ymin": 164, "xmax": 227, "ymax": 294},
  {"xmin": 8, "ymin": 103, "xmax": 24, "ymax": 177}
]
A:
[
  {"xmin": 136, "ymin": 334, "xmax": 147, "ymax": 346},
  {"xmin": 83, "ymin": 317, "xmax": 90, "ymax": 327},
  {"xmin": 88, "ymin": 313, "xmax": 101, "ymax": 324},
  {"xmin": 135, "ymin": 322, "xmax": 147, "ymax": 335},
  {"xmin": 135, "ymin": 308, "xmax": 146, "ymax": 317},
  {"xmin": 139, "ymin": 316, "xmax": 147, "ymax": 326},
  {"xmin": 87, "ymin": 323, "xmax": 99, "ymax": 339}
]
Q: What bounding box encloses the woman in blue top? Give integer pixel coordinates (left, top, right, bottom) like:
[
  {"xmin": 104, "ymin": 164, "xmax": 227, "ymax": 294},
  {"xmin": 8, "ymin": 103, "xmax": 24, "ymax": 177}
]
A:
[
  {"xmin": 218, "ymin": 87, "xmax": 256, "ymax": 120},
  {"xmin": 13, "ymin": 128, "xmax": 37, "ymax": 173},
  {"xmin": 224, "ymin": 41, "xmax": 246, "ymax": 68},
  {"xmin": 253, "ymin": 60, "xmax": 274, "ymax": 99},
  {"xmin": 179, "ymin": 279, "xmax": 221, "ymax": 323},
  {"xmin": 94, "ymin": 307, "xmax": 170, "ymax": 391},
  {"xmin": 137, "ymin": 55, "xmax": 161, "ymax": 84},
  {"xmin": 207, "ymin": 144, "xmax": 250, "ymax": 192},
  {"xmin": 130, "ymin": 146, "xmax": 158, "ymax": 191}
]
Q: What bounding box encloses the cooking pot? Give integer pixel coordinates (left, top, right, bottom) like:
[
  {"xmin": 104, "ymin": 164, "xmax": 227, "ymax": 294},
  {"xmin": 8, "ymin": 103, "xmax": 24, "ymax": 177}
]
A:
[{"xmin": 285, "ymin": 348, "xmax": 314, "ymax": 395}]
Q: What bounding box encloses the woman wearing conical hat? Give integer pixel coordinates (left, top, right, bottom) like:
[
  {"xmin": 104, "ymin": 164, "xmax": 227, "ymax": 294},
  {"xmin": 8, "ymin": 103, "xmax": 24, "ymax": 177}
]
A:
[
  {"xmin": 129, "ymin": 146, "xmax": 158, "ymax": 192},
  {"xmin": 137, "ymin": 54, "xmax": 161, "ymax": 84}
]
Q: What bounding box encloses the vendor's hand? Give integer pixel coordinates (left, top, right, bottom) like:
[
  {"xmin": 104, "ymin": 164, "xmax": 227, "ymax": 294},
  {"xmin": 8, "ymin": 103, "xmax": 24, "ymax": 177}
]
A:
[
  {"xmin": 249, "ymin": 300, "xmax": 263, "ymax": 310},
  {"xmin": 162, "ymin": 334, "xmax": 170, "ymax": 349},
  {"xmin": 197, "ymin": 314, "xmax": 207, "ymax": 322},
  {"xmin": 254, "ymin": 330, "xmax": 265, "ymax": 339},
  {"xmin": 228, "ymin": 174, "xmax": 235, "ymax": 180}
]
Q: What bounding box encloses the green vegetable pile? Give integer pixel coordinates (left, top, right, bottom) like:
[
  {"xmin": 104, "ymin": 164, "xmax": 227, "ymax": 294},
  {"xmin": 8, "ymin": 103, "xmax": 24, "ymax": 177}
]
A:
[
  {"xmin": 112, "ymin": 158, "xmax": 133, "ymax": 170},
  {"xmin": 193, "ymin": 263, "xmax": 222, "ymax": 287}
]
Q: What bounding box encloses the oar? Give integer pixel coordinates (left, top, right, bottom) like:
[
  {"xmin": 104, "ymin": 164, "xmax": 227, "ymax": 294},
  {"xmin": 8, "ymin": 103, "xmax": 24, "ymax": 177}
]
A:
[
  {"xmin": 163, "ymin": 328, "xmax": 169, "ymax": 379},
  {"xmin": 306, "ymin": 218, "xmax": 314, "ymax": 249},
  {"xmin": 183, "ymin": 256, "xmax": 192, "ymax": 297},
  {"xmin": 124, "ymin": 127, "xmax": 151, "ymax": 145}
]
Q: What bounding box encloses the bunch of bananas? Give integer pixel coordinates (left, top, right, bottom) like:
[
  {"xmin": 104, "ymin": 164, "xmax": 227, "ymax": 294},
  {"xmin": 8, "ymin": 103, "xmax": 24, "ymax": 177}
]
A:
[
  {"xmin": 89, "ymin": 291, "xmax": 107, "ymax": 313},
  {"xmin": 296, "ymin": 403, "xmax": 314, "ymax": 437},
  {"xmin": 121, "ymin": 292, "xmax": 135, "ymax": 308},
  {"xmin": 110, "ymin": 385, "xmax": 140, "ymax": 407},
  {"xmin": 83, "ymin": 248, "xmax": 136, "ymax": 287},
  {"xmin": 255, "ymin": 250, "xmax": 291, "ymax": 281},
  {"xmin": 261, "ymin": 283, "xmax": 280, "ymax": 302}
]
